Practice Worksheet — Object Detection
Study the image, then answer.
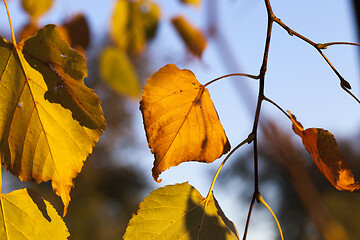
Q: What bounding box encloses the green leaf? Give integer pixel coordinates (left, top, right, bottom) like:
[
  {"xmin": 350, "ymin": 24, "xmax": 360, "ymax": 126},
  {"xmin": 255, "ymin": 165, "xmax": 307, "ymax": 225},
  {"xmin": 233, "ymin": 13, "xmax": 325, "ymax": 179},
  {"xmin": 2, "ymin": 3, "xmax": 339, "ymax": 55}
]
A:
[
  {"xmin": 0, "ymin": 188, "xmax": 69, "ymax": 239},
  {"xmin": 111, "ymin": 0, "xmax": 160, "ymax": 54},
  {"xmin": 21, "ymin": 0, "xmax": 53, "ymax": 21},
  {"xmin": 123, "ymin": 182, "xmax": 239, "ymax": 240},
  {"xmin": 0, "ymin": 25, "xmax": 105, "ymax": 216},
  {"xmin": 99, "ymin": 46, "xmax": 141, "ymax": 98}
]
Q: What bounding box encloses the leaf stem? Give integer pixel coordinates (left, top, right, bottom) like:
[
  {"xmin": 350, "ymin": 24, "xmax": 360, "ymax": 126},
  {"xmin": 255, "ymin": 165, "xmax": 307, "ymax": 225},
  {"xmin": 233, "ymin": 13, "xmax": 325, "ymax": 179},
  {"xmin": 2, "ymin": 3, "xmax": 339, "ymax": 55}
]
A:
[
  {"xmin": 203, "ymin": 73, "xmax": 259, "ymax": 88},
  {"xmin": 263, "ymin": 96, "xmax": 291, "ymax": 120},
  {"xmin": 257, "ymin": 193, "xmax": 284, "ymax": 240},
  {"xmin": 3, "ymin": 0, "xmax": 17, "ymax": 47},
  {"xmin": 205, "ymin": 135, "xmax": 254, "ymax": 201}
]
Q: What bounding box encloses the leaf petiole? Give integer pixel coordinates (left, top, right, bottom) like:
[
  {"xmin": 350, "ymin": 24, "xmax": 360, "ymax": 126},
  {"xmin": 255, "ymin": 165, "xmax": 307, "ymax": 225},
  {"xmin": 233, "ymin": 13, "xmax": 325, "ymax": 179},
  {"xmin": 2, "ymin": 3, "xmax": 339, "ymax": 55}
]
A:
[
  {"xmin": 257, "ymin": 193, "xmax": 284, "ymax": 240},
  {"xmin": 3, "ymin": 0, "xmax": 17, "ymax": 47},
  {"xmin": 205, "ymin": 134, "xmax": 254, "ymax": 202},
  {"xmin": 203, "ymin": 73, "xmax": 259, "ymax": 88},
  {"xmin": 263, "ymin": 96, "xmax": 291, "ymax": 120}
]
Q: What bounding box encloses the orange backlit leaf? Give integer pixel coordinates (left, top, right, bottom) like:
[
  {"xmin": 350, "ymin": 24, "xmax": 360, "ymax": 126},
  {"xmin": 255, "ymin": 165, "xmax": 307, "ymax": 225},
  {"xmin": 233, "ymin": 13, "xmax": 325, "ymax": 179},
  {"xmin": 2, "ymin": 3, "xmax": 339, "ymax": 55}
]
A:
[
  {"xmin": 140, "ymin": 64, "xmax": 230, "ymax": 182},
  {"xmin": 289, "ymin": 111, "xmax": 360, "ymax": 192},
  {"xmin": 171, "ymin": 15, "xmax": 208, "ymax": 58}
]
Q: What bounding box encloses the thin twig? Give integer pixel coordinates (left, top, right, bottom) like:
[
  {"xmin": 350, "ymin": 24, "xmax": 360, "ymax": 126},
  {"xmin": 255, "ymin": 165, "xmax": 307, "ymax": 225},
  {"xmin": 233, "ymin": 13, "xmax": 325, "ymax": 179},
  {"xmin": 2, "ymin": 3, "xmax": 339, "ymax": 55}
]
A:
[
  {"xmin": 274, "ymin": 14, "xmax": 355, "ymax": 89},
  {"xmin": 243, "ymin": 1, "xmax": 275, "ymax": 239},
  {"xmin": 317, "ymin": 42, "xmax": 360, "ymax": 49},
  {"xmin": 341, "ymin": 82, "xmax": 360, "ymax": 104},
  {"xmin": 242, "ymin": 192, "xmax": 256, "ymax": 240},
  {"xmin": 317, "ymin": 50, "xmax": 352, "ymax": 89},
  {"xmin": 274, "ymin": 17, "xmax": 317, "ymax": 47}
]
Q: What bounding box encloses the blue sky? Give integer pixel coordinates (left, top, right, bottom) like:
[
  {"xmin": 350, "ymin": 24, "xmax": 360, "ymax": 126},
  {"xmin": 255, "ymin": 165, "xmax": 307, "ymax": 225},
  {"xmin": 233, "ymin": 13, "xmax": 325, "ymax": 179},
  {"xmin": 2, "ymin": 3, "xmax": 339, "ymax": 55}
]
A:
[{"xmin": 1, "ymin": 0, "xmax": 359, "ymax": 238}]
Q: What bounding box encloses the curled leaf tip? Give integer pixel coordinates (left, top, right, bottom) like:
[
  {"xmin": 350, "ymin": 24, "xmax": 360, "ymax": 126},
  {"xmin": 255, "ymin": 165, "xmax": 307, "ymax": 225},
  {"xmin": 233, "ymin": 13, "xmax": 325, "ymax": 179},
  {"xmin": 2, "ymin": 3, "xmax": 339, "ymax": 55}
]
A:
[{"xmin": 287, "ymin": 111, "xmax": 304, "ymax": 132}]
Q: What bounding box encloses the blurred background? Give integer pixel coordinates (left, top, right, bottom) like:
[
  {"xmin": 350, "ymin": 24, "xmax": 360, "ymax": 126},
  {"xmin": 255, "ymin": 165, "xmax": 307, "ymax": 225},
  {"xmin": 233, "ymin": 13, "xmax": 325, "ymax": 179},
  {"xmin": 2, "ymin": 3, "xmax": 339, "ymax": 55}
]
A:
[{"xmin": 0, "ymin": 0, "xmax": 360, "ymax": 239}]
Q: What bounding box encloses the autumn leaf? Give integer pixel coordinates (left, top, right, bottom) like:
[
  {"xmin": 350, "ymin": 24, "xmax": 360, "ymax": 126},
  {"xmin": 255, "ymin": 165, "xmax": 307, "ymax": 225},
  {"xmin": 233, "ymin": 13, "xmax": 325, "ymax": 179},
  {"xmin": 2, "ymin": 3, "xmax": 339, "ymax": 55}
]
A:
[
  {"xmin": 0, "ymin": 24, "xmax": 105, "ymax": 216},
  {"xmin": 111, "ymin": 0, "xmax": 160, "ymax": 54},
  {"xmin": 0, "ymin": 188, "xmax": 69, "ymax": 239},
  {"xmin": 123, "ymin": 183, "xmax": 239, "ymax": 240},
  {"xmin": 61, "ymin": 13, "xmax": 91, "ymax": 52},
  {"xmin": 180, "ymin": 0, "xmax": 202, "ymax": 7},
  {"xmin": 18, "ymin": 22, "xmax": 39, "ymax": 41},
  {"xmin": 99, "ymin": 46, "xmax": 141, "ymax": 98},
  {"xmin": 171, "ymin": 15, "xmax": 208, "ymax": 58},
  {"xmin": 140, "ymin": 64, "xmax": 230, "ymax": 182},
  {"xmin": 289, "ymin": 111, "xmax": 360, "ymax": 192},
  {"xmin": 19, "ymin": 14, "xmax": 90, "ymax": 53},
  {"xmin": 21, "ymin": 0, "xmax": 53, "ymax": 21}
]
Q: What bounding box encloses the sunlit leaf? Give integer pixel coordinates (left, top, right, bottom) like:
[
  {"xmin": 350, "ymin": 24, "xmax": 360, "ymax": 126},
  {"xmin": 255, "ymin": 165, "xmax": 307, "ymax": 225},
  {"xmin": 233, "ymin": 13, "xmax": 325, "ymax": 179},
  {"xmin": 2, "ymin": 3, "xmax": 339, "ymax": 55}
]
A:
[
  {"xmin": 171, "ymin": 15, "xmax": 208, "ymax": 58},
  {"xmin": 99, "ymin": 46, "xmax": 141, "ymax": 98},
  {"xmin": 180, "ymin": 0, "xmax": 202, "ymax": 7},
  {"xmin": 289, "ymin": 112, "xmax": 360, "ymax": 192},
  {"xmin": 21, "ymin": 0, "xmax": 53, "ymax": 21},
  {"xmin": 123, "ymin": 182, "xmax": 239, "ymax": 240},
  {"xmin": 0, "ymin": 188, "xmax": 69, "ymax": 239},
  {"xmin": 140, "ymin": 64, "xmax": 230, "ymax": 182},
  {"xmin": 111, "ymin": 0, "xmax": 160, "ymax": 54},
  {"xmin": 0, "ymin": 25, "xmax": 106, "ymax": 215}
]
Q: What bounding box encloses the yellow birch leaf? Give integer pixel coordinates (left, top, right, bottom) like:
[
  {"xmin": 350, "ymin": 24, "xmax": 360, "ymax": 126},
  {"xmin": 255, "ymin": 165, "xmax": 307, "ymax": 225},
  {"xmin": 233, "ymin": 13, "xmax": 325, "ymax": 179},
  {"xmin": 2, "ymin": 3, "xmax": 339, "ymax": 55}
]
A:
[
  {"xmin": 99, "ymin": 46, "xmax": 141, "ymax": 98},
  {"xmin": 111, "ymin": 0, "xmax": 160, "ymax": 54},
  {"xmin": 123, "ymin": 182, "xmax": 239, "ymax": 240},
  {"xmin": 289, "ymin": 112, "xmax": 360, "ymax": 192},
  {"xmin": 0, "ymin": 188, "xmax": 69, "ymax": 239},
  {"xmin": 0, "ymin": 25, "xmax": 106, "ymax": 216},
  {"xmin": 140, "ymin": 64, "xmax": 230, "ymax": 182},
  {"xmin": 171, "ymin": 15, "xmax": 208, "ymax": 58},
  {"xmin": 21, "ymin": 0, "xmax": 53, "ymax": 21}
]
